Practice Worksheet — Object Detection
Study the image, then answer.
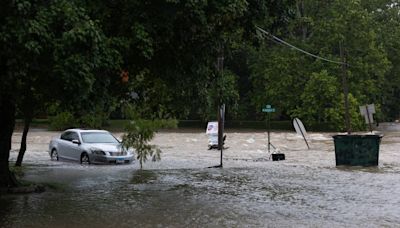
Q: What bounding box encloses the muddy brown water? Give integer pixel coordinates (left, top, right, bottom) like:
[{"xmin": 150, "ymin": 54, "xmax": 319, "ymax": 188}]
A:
[{"xmin": 1, "ymin": 129, "xmax": 400, "ymax": 227}]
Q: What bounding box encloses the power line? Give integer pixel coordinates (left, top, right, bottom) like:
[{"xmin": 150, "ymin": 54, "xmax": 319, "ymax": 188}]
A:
[{"xmin": 256, "ymin": 26, "xmax": 346, "ymax": 65}]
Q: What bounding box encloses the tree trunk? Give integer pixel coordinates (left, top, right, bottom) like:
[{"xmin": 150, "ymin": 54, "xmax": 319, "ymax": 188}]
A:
[
  {"xmin": 15, "ymin": 116, "xmax": 32, "ymax": 167},
  {"xmin": 0, "ymin": 93, "xmax": 18, "ymax": 188},
  {"xmin": 296, "ymin": 0, "xmax": 307, "ymax": 41}
]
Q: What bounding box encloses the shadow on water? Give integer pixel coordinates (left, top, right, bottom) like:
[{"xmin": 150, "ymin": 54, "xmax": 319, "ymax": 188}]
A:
[
  {"xmin": 335, "ymin": 164, "xmax": 400, "ymax": 174},
  {"xmin": 131, "ymin": 169, "xmax": 158, "ymax": 184},
  {"xmin": 0, "ymin": 197, "xmax": 13, "ymax": 227}
]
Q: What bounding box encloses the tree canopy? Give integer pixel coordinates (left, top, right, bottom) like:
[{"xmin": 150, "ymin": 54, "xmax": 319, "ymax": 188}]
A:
[{"xmin": 1, "ymin": 0, "xmax": 400, "ymax": 187}]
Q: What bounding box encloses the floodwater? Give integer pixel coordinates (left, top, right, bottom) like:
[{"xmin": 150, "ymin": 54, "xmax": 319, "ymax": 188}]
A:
[{"xmin": 1, "ymin": 127, "xmax": 400, "ymax": 227}]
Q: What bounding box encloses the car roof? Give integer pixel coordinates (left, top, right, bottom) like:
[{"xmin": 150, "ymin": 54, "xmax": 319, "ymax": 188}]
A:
[{"xmin": 65, "ymin": 129, "xmax": 109, "ymax": 134}]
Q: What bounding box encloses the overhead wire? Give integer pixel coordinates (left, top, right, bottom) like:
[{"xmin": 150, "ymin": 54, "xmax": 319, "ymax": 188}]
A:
[{"xmin": 256, "ymin": 26, "xmax": 346, "ymax": 65}]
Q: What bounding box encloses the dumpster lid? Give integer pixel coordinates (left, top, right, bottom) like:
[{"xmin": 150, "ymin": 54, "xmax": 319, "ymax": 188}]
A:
[{"xmin": 333, "ymin": 133, "xmax": 383, "ymax": 139}]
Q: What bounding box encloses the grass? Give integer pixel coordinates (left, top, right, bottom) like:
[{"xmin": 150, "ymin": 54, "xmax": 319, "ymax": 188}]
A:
[{"xmin": 10, "ymin": 165, "xmax": 26, "ymax": 178}]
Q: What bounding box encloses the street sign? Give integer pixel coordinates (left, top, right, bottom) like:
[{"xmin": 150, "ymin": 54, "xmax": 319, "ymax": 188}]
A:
[
  {"xmin": 262, "ymin": 105, "xmax": 276, "ymax": 154},
  {"xmin": 262, "ymin": 105, "xmax": 275, "ymax": 113},
  {"xmin": 359, "ymin": 104, "xmax": 375, "ymax": 124},
  {"xmin": 359, "ymin": 104, "xmax": 375, "ymax": 132}
]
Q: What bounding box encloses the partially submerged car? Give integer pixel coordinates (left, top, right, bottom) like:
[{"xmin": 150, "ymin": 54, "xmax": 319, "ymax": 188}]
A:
[{"xmin": 49, "ymin": 129, "xmax": 134, "ymax": 164}]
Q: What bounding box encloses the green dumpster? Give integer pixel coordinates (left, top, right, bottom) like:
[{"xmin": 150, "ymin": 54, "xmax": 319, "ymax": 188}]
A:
[{"xmin": 332, "ymin": 134, "xmax": 382, "ymax": 166}]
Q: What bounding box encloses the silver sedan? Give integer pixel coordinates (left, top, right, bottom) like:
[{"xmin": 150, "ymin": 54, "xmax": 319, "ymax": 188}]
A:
[{"xmin": 49, "ymin": 129, "xmax": 134, "ymax": 164}]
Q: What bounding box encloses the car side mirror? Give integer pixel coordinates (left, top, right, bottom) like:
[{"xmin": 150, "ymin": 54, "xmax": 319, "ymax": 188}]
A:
[{"xmin": 72, "ymin": 139, "xmax": 81, "ymax": 145}]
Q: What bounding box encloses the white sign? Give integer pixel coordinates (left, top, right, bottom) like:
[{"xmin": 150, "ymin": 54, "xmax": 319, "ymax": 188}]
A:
[
  {"xmin": 359, "ymin": 104, "xmax": 375, "ymax": 124},
  {"xmin": 293, "ymin": 118, "xmax": 307, "ymax": 136},
  {"xmin": 206, "ymin": 122, "xmax": 218, "ymax": 134},
  {"xmin": 292, "ymin": 118, "xmax": 310, "ymax": 149}
]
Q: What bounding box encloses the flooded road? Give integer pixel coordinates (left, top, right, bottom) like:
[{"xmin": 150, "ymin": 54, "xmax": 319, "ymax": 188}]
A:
[{"xmin": 1, "ymin": 129, "xmax": 400, "ymax": 227}]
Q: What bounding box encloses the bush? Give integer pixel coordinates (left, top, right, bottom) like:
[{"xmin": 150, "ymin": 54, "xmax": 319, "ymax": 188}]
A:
[
  {"xmin": 292, "ymin": 71, "xmax": 365, "ymax": 132},
  {"xmin": 49, "ymin": 112, "xmax": 76, "ymax": 130},
  {"xmin": 80, "ymin": 113, "xmax": 108, "ymax": 129},
  {"xmin": 123, "ymin": 119, "xmax": 178, "ymax": 169}
]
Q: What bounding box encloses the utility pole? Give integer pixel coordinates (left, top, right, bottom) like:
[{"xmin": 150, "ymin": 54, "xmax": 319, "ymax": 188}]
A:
[
  {"xmin": 340, "ymin": 41, "xmax": 351, "ymax": 134},
  {"xmin": 217, "ymin": 53, "xmax": 224, "ymax": 168}
]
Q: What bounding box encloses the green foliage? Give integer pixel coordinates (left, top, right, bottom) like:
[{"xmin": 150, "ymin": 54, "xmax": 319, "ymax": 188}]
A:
[
  {"xmin": 292, "ymin": 70, "xmax": 364, "ymax": 131},
  {"xmin": 249, "ymin": 45, "xmax": 311, "ymax": 120},
  {"xmin": 10, "ymin": 166, "xmax": 26, "ymax": 178},
  {"xmin": 201, "ymin": 70, "xmax": 240, "ymax": 120},
  {"xmin": 79, "ymin": 113, "xmax": 106, "ymax": 129},
  {"xmin": 370, "ymin": 2, "xmax": 400, "ymax": 121},
  {"xmin": 292, "ymin": 70, "xmax": 340, "ymax": 127},
  {"xmin": 85, "ymin": 0, "xmax": 262, "ymax": 121},
  {"xmin": 48, "ymin": 103, "xmax": 115, "ymax": 130},
  {"xmin": 3, "ymin": 0, "xmax": 400, "ymax": 137},
  {"xmin": 77, "ymin": 99, "xmax": 118, "ymax": 128},
  {"xmin": 1, "ymin": 0, "xmax": 121, "ymax": 130},
  {"xmin": 49, "ymin": 112, "xmax": 76, "ymax": 131},
  {"xmin": 122, "ymin": 118, "xmax": 177, "ymax": 169},
  {"xmin": 248, "ymin": 0, "xmax": 392, "ymax": 130}
]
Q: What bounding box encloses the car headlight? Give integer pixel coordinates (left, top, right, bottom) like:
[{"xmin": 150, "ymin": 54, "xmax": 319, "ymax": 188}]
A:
[
  {"xmin": 90, "ymin": 148, "xmax": 106, "ymax": 155},
  {"xmin": 126, "ymin": 148, "xmax": 134, "ymax": 155}
]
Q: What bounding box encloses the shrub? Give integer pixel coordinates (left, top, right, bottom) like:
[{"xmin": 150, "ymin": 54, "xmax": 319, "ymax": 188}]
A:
[
  {"xmin": 122, "ymin": 119, "xmax": 178, "ymax": 169},
  {"xmin": 49, "ymin": 112, "xmax": 76, "ymax": 130},
  {"xmin": 79, "ymin": 113, "xmax": 107, "ymax": 129}
]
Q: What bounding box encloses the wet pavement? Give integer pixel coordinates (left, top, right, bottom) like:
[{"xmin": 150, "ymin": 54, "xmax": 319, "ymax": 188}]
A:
[{"xmin": 1, "ymin": 128, "xmax": 400, "ymax": 227}]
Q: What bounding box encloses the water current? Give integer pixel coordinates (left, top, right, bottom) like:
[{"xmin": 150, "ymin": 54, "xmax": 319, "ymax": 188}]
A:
[{"xmin": 1, "ymin": 128, "xmax": 400, "ymax": 227}]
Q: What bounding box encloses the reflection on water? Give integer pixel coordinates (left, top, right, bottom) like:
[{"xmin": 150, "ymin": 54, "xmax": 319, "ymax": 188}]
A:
[
  {"xmin": 1, "ymin": 165, "xmax": 400, "ymax": 227},
  {"xmin": 2, "ymin": 131, "xmax": 400, "ymax": 227}
]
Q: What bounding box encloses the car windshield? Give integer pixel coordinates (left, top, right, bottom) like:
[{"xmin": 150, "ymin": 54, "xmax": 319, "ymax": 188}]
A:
[{"xmin": 81, "ymin": 132, "xmax": 119, "ymax": 144}]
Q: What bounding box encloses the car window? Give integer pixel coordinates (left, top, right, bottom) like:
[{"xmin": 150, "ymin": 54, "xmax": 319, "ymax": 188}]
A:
[
  {"xmin": 60, "ymin": 132, "xmax": 73, "ymax": 141},
  {"xmin": 81, "ymin": 132, "xmax": 119, "ymax": 144},
  {"xmin": 70, "ymin": 132, "xmax": 80, "ymax": 141}
]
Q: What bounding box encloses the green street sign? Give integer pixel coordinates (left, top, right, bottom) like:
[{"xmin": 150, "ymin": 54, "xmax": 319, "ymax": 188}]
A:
[
  {"xmin": 262, "ymin": 105, "xmax": 275, "ymax": 113},
  {"xmin": 262, "ymin": 108, "xmax": 275, "ymax": 113}
]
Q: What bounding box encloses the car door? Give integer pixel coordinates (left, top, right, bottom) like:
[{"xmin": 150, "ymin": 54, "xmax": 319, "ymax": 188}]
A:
[
  {"xmin": 58, "ymin": 131, "xmax": 73, "ymax": 160},
  {"xmin": 63, "ymin": 132, "xmax": 83, "ymax": 162}
]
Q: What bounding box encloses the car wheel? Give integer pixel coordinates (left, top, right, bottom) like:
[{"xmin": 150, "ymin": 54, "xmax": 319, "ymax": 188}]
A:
[
  {"xmin": 80, "ymin": 152, "xmax": 90, "ymax": 164},
  {"xmin": 51, "ymin": 149, "xmax": 59, "ymax": 161}
]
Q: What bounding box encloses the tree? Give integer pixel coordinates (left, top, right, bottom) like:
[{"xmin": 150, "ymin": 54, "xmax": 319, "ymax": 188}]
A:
[
  {"xmin": 249, "ymin": 0, "xmax": 390, "ymax": 129},
  {"xmin": 292, "ymin": 70, "xmax": 364, "ymax": 130},
  {"xmin": 85, "ymin": 0, "xmax": 269, "ymax": 121},
  {"xmin": 0, "ymin": 0, "xmax": 120, "ymax": 188},
  {"xmin": 368, "ymin": 1, "xmax": 400, "ymax": 120},
  {"xmin": 122, "ymin": 119, "xmax": 177, "ymax": 169},
  {"xmin": 121, "ymin": 104, "xmax": 177, "ymax": 169}
]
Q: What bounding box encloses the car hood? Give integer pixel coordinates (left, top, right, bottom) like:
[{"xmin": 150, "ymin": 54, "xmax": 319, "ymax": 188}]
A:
[{"xmin": 85, "ymin": 143, "xmax": 123, "ymax": 152}]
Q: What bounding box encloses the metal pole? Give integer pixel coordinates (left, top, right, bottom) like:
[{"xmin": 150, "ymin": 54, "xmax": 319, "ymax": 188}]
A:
[
  {"xmin": 218, "ymin": 104, "xmax": 225, "ymax": 167},
  {"xmin": 366, "ymin": 106, "xmax": 372, "ymax": 132},
  {"xmin": 218, "ymin": 106, "xmax": 223, "ymax": 167},
  {"xmin": 268, "ymin": 113, "xmax": 270, "ymax": 153}
]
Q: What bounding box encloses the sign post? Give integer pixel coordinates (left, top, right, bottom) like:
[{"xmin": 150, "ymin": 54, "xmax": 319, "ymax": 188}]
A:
[
  {"xmin": 262, "ymin": 105, "xmax": 275, "ymax": 153},
  {"xmin": 217, "ymin": 104, "xmax": 225, "ymax": 167},
  {"xmin": 359, "ymin": 104, "xmax": 375, "ymax": 132}
]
